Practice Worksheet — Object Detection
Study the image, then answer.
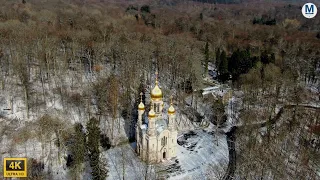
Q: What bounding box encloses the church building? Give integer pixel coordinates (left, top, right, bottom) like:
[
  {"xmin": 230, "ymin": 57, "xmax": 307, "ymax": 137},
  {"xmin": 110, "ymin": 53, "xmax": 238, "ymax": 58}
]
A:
[{"xmin": 135, "ymin": 72, "xmax": 178, "ymax": 163}]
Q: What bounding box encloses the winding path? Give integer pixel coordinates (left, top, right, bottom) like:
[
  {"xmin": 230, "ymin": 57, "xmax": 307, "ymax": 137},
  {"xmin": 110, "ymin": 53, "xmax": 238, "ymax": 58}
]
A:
[{"xmin": 222, "ymin": 103, "xmax": 320, "ymax": 180}]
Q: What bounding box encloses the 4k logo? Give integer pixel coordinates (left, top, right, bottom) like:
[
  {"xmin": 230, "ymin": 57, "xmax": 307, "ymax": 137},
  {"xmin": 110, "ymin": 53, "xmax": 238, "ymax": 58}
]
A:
[{"xmin": 3, "ymin": 158, "xmax": 27, "ymax": 177}]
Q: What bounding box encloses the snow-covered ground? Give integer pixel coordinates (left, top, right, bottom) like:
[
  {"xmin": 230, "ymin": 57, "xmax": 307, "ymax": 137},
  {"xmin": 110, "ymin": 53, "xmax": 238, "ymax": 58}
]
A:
[
  {"xmin": 104, "ymin": 129, "xmax": 228, "ymax": 180},
  {"xmin": 104, "ymin": 144, "xmax": 152, "ymax": 180},
  {"xmin": 0, "ymin": 129, "xmax": 69, "ymax": 180},
  {"xmin": 166, "ymin": 129, "xmax": 228, "ymax": 179}
]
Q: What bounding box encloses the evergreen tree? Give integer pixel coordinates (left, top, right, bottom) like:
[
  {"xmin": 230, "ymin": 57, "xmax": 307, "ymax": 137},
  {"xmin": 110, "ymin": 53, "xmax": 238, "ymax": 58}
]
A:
[
  {"xmin": 215, "ymin": 48, "xmax": 221, "ymax": 70},
  {"xmin": 261, "ymin": 50, "xmax": 269, "ymax": 64},
  {"xmin": 261, "ymin": 50, "xmax": 275, "ymax": 64},
  {"xmin": 228, "ymin": 49, "xmax": 238, "ymax": 77},
  {"xmin": 140, "ymin": 5, "xmax": 150, "ymax": 13},
  {"xmin": 70, "ymin": 123, "xmax": 86, "ymax": 178},
  {"xmin": 270, "ymin": 53, "xmax": 275, "ymax": 64},
  {"xmin": 218, "ymin": 51, "xmax": 227, "ymax": 73},
  {"xmin": 228, "ymin": 49, "xmax": 253, "ymax": 81},
  {"xmin": 316, "ymin": 32, "xmax": 320, "ymax": 39},
  {"xmin": 218, "ymin": 50, "xmax": 229, "ymax": 82},
  {"xmin": 87, "ymin": 117, "xmax": 107, "ymax": 180}
]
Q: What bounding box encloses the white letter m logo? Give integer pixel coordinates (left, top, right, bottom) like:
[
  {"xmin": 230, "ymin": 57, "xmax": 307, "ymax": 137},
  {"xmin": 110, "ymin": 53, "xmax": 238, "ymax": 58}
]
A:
[{"xmin": 305, "ymin": 5, "xmax": 314, "ymax": 14}]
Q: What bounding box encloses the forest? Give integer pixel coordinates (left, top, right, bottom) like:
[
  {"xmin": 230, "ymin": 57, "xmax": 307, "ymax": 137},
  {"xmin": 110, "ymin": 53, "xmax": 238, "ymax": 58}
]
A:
[{"xmin": 0, "ymin": 0, "xmax": 319, "ymax": 179}]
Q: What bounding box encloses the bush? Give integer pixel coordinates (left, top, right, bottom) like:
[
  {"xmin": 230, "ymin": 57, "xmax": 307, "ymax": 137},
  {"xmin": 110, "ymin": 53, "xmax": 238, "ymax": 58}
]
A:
[
  {"xmin": 253, "ymin": 17, "xmax": 276, "ymax": 26},
  {"xmin": 140, "ymin": 5, "xmax": 150, "ymax": 13},
  {"xmin": 66, "ymin": 154, "xmax": 74, "ymax": 167},
  {"xmin": 100, "ymin": 133, "xmax": 111, "ymax": 150},
  {"xmin": 28, "ymin": 158, "xmax": 45, "ymax": 179},
  {"xmin": 126, "ymin": 5, "xmax": 138, "ymax": 12}
]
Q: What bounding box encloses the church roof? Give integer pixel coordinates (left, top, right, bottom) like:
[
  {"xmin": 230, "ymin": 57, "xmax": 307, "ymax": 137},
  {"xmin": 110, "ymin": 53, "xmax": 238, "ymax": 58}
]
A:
[
  {"xmin": 141, "ymin": 124, "xmax": 147, "ymax": 130},
  {"xmin": 140, "ymin": 124, "xmax": 147, "ymax": 133},
  {"xmin": 156, "ymin": 118, "xmax": 168, "ymax": 135}
]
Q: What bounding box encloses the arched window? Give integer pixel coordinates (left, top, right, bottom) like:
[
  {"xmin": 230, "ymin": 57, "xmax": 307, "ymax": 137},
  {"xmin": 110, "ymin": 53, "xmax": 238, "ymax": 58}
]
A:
[
  {"xmin": 154, "ymin": 103, "xmax": 160, "ymax": 113},
  {"xmin": 161, "ymin": 136, "xmax": 167, "ymax": 146}
]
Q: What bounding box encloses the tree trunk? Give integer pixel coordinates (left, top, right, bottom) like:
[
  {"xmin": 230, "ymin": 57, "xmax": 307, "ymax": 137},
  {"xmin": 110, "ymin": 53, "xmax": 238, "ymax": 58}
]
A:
[{"xmin": 25, "ymin": 86, "xmax": 29, "ymax": 119}]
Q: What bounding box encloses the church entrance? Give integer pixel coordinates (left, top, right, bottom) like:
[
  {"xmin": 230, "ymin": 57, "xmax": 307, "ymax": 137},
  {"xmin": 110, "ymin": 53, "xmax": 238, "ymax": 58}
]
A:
[{"xmin": 163, "ymin": 151, "xmax": 166, "ymax": 159}]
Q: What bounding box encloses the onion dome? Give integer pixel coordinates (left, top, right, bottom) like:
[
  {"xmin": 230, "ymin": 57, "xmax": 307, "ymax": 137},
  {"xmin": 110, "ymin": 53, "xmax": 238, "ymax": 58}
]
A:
[
  {"xmin": 151, "ymin": 82, "xmax": 163, "ymax": 99},
  {"xmin": 168, "ymin": 105, "xmax": 175, "ymax": 114},
  {"xmin": 151, "ymin": 71, "xmax": 162, "ymax": 100},
  {"xmin": 148, "ymin": 108, "xmax": 156, "ymax": 118},
  {"xmin": 168, "ymin": 96, "xmax": 175, "ymax": 115},
  {"xmin": 148, "ymin": 102, "xmax": 156, "ymax": 118},
  {"xmin": 138, "ymin": 92, "xmax": 145, "ymax": 110},
  {"xmin": 138, "ymin": 102, "xmax": 145, "ymax": 110}
]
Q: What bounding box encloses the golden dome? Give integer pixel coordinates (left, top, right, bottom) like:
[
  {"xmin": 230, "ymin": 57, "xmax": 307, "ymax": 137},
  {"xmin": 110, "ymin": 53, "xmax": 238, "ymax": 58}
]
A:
[
  {"xmin": 151, "ymin": 71, "xmax": 163, "ymax": 100},
  {"xmin": 138, "ymin": 102, "xmax": 145, "ymax": 110},
  {"xmin": 168, "ymin": 96, "xmax": 175, "ymax": 114},
  {"xmin": 148, "ymin": 109, "xmax": 156, "ymax": 118},
  {"xmin": 151, "ymin": 82, "xmax": 163, "ymax": 99},
  {"xmin": 168, "ymin": 104, "xmax": 175, "ymax": 114},
  {"xmin": 138, "ymin": 92, "xmax": 145, "ymax": 110},
  {"xmin": 148, "ymin": 101, "xmax": 156, "ymax": 118}
]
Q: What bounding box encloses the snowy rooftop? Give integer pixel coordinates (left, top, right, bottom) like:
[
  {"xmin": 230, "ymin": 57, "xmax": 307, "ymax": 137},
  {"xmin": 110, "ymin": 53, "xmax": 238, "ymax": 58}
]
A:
[
  {"xmin": 156, "ymin": 119, "xmax": 168, "ymax": 135},
  {"xmin": 202, "ymin": 85, "xmax": 231, "ymax": 97},
  {"xmin": 141, "ymin": 124, "xmax": 147, "ymax": 130}
]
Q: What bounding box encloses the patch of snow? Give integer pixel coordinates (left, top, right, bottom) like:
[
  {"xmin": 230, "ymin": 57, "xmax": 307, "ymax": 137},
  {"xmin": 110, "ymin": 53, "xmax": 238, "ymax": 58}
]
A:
[
  {"xmin": 159, "ymin": 129, "xmax": 228, "ymax": 179},
  {"xmin": 141, "ymin": 124, "xmax": 147, "ymax": 130},
  {"xmin": 103, "ymin": 129, "xmax": 229, "ymax": 180},
  {"xmin": 104, "ymin": 144, "xmax": 152, "ymax": 180}
]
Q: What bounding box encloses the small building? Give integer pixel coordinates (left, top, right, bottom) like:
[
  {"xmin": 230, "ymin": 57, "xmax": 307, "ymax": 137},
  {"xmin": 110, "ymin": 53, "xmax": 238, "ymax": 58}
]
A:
[{"xmin": 202, "ymin": 86, "xmax": 233, "ymax": 104}]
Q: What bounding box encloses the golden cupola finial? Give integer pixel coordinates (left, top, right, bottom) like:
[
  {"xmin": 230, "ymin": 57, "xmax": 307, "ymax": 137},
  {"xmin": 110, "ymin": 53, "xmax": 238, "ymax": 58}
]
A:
[
  {"xmin": 151, "ymin": 71, "xmax": 163, "ymax": 100},
  {"xmin": 168, "ymin": 96, "xmax": 175, "ymax": 115},
  {"xmin": 138, "ymin": 92, "xmax": 145, "ymax": 110},
  {"xmin": 148, "ymin": 101, "xmax": 156, "ymax": 118}
]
